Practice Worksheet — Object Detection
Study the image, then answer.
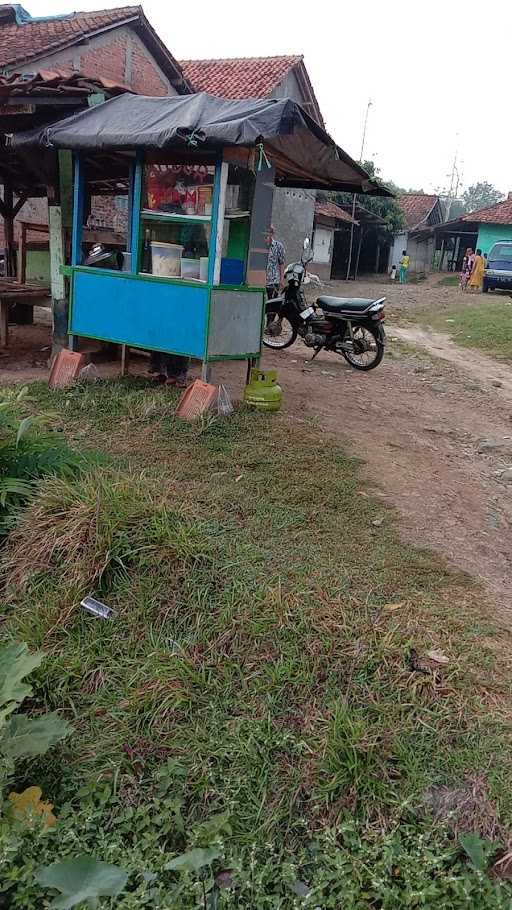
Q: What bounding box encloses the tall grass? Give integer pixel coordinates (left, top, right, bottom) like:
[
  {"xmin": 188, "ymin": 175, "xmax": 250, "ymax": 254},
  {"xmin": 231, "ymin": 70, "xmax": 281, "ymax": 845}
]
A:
[{"xmin": 2, "ymin": 384, "xmax": 511, "ymax": 843}]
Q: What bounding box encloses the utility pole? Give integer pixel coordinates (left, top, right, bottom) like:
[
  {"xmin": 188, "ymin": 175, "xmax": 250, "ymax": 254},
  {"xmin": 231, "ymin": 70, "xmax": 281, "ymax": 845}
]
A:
[
  {"xmin": 444, "ymin": 136, "xmax": 461, "ymax": 222},
  {"xmin": 346, "ymin": 99, "xmax": 372, "ymax": 280}
]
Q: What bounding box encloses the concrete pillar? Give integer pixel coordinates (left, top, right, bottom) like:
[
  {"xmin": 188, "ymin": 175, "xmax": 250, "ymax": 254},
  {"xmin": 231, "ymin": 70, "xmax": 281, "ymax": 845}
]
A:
[{"xmin": 48, "ymin": 203, "xmax": 67, "ymax": 353}]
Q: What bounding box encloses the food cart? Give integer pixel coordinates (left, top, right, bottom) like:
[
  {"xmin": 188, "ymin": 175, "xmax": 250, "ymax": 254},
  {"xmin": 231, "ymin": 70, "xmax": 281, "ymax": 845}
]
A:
[{"xmin": 12, "ymin": 93, "xmax": 389, "ymax": 375}]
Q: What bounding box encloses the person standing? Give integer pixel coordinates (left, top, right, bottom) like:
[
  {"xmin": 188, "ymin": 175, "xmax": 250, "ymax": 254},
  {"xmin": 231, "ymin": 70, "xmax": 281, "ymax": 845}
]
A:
[
  {"xmin": 399, "ymin": 250, "xmax": 410, "ymax": 284},
  {"xmin": 469, "ymin": 248, "xmax": 485, "ymax": 292},
  {"xmin": 460, "ymin": 247, "xmax": 474, "ymax": 291},
  {"xmin": 149, "ymin": 351, "xmax": 189, "ymax": 387},
  {"xmin": 265, "ymin": 226, "xmax": 285, "ymax": 299}
]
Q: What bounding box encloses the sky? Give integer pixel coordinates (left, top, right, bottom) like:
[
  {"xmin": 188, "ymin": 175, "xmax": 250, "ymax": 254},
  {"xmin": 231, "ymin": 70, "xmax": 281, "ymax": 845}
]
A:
[{"xmin": 26, "ymin": 0, "xmax": 512, "ymax": 196}]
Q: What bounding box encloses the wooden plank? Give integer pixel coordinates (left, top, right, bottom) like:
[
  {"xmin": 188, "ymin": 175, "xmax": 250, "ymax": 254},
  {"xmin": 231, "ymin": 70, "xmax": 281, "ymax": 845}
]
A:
[
  {"xmin": 48, "ymin": 206, "xmax": 66, "ymax": 301},
  {"xmin": 58, "ymin": 151, "xmax": 73, "ymax": 231},
  {"xmin": 18, "ymin": 221, "xmax": 50, "ymax": 234},
  {"xmin": 19, "ymin": 222, "xmax": 27, "ymax": 284},
  {"xmin": 129, "ymin": 152, "xmax": 143, "ymax": 273},
  {"xmin": 0, "ymin": 300, "xmax": 8, "ymax": 347},
  {"xmin": 71, "ymin": 153, "xmax": 85, "ymax": 266},
  {"xmin": 212, "ymin": 162, "xmax": 228, "ymax": 286},
  {"xmin": 3, "ymin": 180, "xmax": 15, "ymax": 277},
  {"xmin": 120, "ymin": 344, "xmax": 130, "ymax": 377},
  {"xmin": 207, "ymin": 158, "xmax": 227, "ymax": 286},
  {"xmin": 12, "ymin": 192, "xmax": 29, "ymax": 219}
]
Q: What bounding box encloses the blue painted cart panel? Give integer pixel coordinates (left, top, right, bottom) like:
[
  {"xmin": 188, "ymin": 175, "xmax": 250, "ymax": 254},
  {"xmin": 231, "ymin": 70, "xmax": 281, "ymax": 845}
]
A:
[{"xmin": 70, "ymin": 270, "xmax": 208, "ymax": 358}]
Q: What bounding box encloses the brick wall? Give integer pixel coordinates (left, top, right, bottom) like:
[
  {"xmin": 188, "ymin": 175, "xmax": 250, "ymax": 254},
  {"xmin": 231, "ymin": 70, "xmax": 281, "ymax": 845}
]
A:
[
  {"xmin": 130, "ymin": 39, "xmax": 169, "ymax": 95},
  {"xmin": 12, "ymin": 25, "xmax": 174, "ymax": 96},
  {"xmin": 79, "ymin": 34, "xmax": 128, "ymax": 86},
  {"xmin": 1, "ymin": 24, "xmax": 175, "ymax": 251}
]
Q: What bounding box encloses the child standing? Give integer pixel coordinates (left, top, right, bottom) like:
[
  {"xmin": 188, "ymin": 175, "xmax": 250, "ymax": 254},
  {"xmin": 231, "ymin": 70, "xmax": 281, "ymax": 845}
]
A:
[{"xmin": 399, "ymin": 250, "xmax": 410, "ymax": 284}]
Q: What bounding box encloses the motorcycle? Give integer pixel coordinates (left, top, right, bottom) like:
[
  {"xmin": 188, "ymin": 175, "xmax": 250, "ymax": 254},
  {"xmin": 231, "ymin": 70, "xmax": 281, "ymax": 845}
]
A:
[{"xmin": 263, "ymin": 239, "xmax": 386, "ymax": 370}]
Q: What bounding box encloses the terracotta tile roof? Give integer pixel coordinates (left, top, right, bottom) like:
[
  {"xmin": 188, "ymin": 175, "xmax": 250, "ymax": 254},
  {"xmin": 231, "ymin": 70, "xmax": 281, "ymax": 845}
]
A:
[
  {"xmin": 180, "ymin": 55, "xmax": 303, "ymax": 100},
  {"xmin": 461, "ymin": 197, "xmax": 512, "ymax": 225},
  {"xmin": 398, "ymin": 193, "xmax": 440, "ymax": 231},
  {"xmin": 0, "ymin": 67, "xmax": 129, "ymax": 96},
  {"xmin": 0, "ymin": 5, "xmax": 141, "ymax": 67},
  {"xmin": 315, "ymin": 201, "xmax": 357, "ymax": 225}
]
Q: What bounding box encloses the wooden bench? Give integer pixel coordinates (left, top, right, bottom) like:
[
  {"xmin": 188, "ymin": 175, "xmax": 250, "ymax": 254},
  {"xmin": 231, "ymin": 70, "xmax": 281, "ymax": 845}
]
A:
[
  {"xmin": 1, "ymin": 221, "xmax": 51, "ymax": 347},
  {"xmin": 0, "ymin": 278, "xmax": 51, "ymax": 347}
]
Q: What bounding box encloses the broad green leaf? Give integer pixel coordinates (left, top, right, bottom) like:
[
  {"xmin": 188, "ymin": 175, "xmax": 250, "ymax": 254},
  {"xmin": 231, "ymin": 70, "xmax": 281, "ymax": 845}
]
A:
[
  {"xmin": 195, "ymin": 811, "xmax": 232, "ymax": 842},
  {"xmin": 36, "ymin": 856, "xmax": 128, "ymax": 909},
  {"xmin": 1, "ymin": 711, "xmax": 72, "ymax": 760},
  {"xmin": 0, "ymin": 642, "xmax": 43, "ymax": 722},
  {"xmin": 460, "ymin": 832, "xmax": 496, "ymax": 871},
  {"xmin": 16, "ymin": 416, "xmax": 35, "ymax": 446},
  {"xmin": 166, "ymin": 847, "xmax": 222, "ymax": 873}
]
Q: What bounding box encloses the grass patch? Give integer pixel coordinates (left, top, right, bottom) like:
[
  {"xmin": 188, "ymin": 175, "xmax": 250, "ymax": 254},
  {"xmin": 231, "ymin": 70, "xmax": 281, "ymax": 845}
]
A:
[
  {"xmin": 437, "ymin": 276, "xmax": 460, "ymax": 287},
  {"xmin": 407, "ymin": 298, "xmax": 512, "ymax": 361},
  {"xmin": 2, "ymin": 378, "xmax": 512, "ymax": 904}
]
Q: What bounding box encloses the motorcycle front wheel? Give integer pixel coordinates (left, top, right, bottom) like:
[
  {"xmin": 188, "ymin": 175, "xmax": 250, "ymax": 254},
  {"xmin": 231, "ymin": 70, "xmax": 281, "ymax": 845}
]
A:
[
  {"xmin": 263, "ymin": 315, "xmax": 297, "ymax": 350},
  {"xmin": 341, "ymin": 325, "xmax": 384, "ymax": 371}
]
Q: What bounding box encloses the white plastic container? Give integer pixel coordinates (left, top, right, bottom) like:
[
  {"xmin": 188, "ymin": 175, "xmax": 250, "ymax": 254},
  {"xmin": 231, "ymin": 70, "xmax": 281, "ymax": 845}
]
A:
[
  {"xmin": 199, "ymin": 257, "xmax": 209, "ymax": 282},
  {"xmin": 150, "ymin": 242, "xmax": 183, "ymax": 277},
  {"xmin": 181, "ymin": 258, "xmax": 201, "ymax": 280}
]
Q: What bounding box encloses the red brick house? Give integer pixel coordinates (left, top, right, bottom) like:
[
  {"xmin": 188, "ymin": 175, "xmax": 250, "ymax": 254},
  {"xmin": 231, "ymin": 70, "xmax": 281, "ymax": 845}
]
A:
[
  {"xmin": 180, "ymin": 55, "xmax": 323, "ymax": 126},
  {"xmin": 181, "ymin": 55, "xmax": 325, "ymax": 261},
  {"xmin": 0, "ymin": 3, "xmax": 192, "ymax": 251},
  {"xmin": 389, "ymin": 193, "xmax": 444, "ymax": 274},
  {"xmin": 0, "ymin": 4, "xmax": 190, "ymax": 95},
  {"xmin": 1, "ymin": 8, "xmax": 326, "ymax": 271}
]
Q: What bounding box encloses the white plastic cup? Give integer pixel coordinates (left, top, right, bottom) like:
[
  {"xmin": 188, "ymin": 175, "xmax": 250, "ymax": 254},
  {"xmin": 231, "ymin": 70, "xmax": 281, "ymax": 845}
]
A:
[
  {"xmin": 181, "ymin": 258, "xmax": 200, "ymax": 279},
  {"xmin": 199, "ymin": 257, "xmax": 209, "ymax": 282}
]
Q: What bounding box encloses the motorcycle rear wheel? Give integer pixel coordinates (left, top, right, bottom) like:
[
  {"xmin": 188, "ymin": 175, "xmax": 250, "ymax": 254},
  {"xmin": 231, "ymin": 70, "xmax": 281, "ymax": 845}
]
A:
[
  {"xmin": 263, "ymin": 315, "xmax": 297, "ymax": 350},
  {"xmin": 341, "ymin": 325, "xmax": 384, "ymax": 371}
]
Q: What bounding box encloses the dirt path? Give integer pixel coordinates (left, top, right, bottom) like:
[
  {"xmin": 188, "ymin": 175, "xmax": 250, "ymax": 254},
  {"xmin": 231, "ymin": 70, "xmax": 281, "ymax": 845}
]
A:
[
  {"xmin": 390, "ymin": 324, "xmax": 512, "ymax": 399},
  {"xmin": 261, "ymin": 331, "xmax": 512, "ymax": 622}
]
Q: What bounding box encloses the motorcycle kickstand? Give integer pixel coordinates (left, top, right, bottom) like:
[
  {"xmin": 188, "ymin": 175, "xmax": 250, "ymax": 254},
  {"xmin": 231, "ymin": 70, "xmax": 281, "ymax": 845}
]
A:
[{"xmin": 310, "ymin": 345, "xmax": 323, "ymax": 361}]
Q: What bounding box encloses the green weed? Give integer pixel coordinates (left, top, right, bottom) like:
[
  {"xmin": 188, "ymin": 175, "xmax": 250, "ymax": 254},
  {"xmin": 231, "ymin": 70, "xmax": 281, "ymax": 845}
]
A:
[
  {"xmin": 408, "ymin": 299, "xmax": 512, "ymax": 361},
  {"xmin": 1, "ymin": 378, "xmax": 512, "ymax": 904}
]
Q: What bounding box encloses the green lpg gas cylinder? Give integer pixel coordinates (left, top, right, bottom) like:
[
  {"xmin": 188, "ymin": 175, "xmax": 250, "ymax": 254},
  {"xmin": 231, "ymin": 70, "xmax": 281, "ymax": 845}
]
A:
[{"xmin": 243, "ymin": 369, "xmax": 282, "ymax": 412}]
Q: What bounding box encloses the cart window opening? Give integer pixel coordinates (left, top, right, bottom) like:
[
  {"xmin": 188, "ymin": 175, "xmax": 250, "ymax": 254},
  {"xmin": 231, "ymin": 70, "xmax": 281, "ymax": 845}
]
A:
[
  {"xmin": 139, "ymin": 220, "xmax": 211, "ymax": 281},
  {"xmin": 80, "ymin": 157, "xmax": 131, "ymax": 271},
  {"xmin": 144, "ymin": 163, "xmax": 215, "ymax": 216},
  {"xmin": 219, "ymin": 164, "xmax": 255, "ymax": 286}
]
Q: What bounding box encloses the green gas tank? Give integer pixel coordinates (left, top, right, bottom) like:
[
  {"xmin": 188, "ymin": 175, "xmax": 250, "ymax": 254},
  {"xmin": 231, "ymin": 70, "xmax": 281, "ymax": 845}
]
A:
[{"xmin": 244, "ymin": 369, "xmax": 282, "ymax": 412}]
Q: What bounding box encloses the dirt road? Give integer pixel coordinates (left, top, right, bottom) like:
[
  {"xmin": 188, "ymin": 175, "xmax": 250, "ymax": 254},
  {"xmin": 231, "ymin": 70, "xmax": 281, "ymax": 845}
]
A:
[{"xmin": 260, "ymin": 278, "xmax": 512, "ymax": 619}]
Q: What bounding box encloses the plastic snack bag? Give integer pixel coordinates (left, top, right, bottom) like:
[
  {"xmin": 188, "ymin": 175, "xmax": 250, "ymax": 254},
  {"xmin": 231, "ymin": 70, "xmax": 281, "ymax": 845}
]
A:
[{"xmin": 217, "ymin": 384, "xmax": 234, "ymax": 416}]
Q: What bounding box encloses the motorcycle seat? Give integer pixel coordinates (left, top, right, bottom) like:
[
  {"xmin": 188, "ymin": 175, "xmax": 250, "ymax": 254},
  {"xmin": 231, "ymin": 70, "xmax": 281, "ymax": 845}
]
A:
[{"xmin": 317, "ymin": 296, "xmax": 384, "ymax": 313}]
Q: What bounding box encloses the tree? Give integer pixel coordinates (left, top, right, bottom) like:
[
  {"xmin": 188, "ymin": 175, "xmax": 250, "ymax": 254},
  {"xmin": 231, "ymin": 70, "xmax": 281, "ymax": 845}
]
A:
[
  {"xmin": 321, "ymin": 160, "xmax": 408, "ymax": 235},
  {"xmin": 460, "ymin": 182, "xmax": 504, "ymax": 214}
]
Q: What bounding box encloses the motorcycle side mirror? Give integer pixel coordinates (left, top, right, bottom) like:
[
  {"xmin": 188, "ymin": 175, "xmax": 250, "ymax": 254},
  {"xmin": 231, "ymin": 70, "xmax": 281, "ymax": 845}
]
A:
[{"xmin": 301, "ymin": 237, "xmax": 313, "ymax": 263}]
